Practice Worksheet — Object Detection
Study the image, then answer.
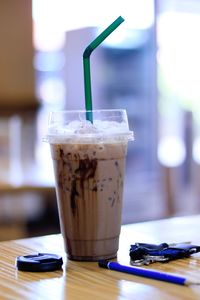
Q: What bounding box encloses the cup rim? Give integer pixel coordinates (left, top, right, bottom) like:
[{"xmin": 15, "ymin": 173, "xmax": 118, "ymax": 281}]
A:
[{"xmin": 44, "ymin": 109, "xmax": 134, "ymax": 143}]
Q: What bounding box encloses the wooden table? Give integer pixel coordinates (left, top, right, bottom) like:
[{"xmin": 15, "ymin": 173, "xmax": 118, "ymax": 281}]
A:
[{"xmin": 1, "ymin": 215, "xmax": 200, "ymax": 299}]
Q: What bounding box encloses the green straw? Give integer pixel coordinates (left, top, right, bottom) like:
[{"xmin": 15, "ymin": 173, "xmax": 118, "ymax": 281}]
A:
[{"xmin": 83, "ymin": 16, "xmax": 124, "ymax": 122}]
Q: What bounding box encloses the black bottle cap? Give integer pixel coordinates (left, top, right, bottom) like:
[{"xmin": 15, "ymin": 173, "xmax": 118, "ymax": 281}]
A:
[{"xmin": 16, "ymin": 253, "xmax": 63, "ymax": 272}]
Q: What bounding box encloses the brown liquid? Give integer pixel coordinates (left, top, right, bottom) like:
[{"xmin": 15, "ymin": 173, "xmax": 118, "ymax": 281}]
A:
[{"xmin": 50, "ymin": 142, "xmax": 127, "ymax": 261}]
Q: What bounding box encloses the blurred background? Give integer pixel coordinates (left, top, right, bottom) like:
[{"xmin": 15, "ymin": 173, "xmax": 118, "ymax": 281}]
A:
[{"xmin": 1, "ymin": 0, "xmax": 200, "ymax": 241}]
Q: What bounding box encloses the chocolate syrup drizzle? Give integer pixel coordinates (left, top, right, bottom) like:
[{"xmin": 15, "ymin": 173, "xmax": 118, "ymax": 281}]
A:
[{"xmin": 71, "ymin": 158, "xmax": 97, "ymax": 215}]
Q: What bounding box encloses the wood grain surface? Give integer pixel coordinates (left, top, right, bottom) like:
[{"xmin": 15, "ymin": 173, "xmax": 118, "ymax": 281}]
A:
[{"xmin": 1, "ymin": 215, "xmax": 200, "ymax": 299}]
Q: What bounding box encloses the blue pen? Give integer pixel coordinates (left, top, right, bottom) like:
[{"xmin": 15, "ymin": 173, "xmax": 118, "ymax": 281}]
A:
[{"xmin": 98, "ymin": 261, "xmax": 196, "ymax": 286}]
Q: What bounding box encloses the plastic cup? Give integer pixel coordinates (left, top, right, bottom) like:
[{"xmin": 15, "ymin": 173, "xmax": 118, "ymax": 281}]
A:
[{"xmin": 45, "ymin": 109, "xmax": 133, "ymax": 261}]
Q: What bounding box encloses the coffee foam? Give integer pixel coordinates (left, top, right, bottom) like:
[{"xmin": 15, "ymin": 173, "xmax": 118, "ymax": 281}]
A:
[{"xmin": 46, "ymin": 120, "xmax": 133, "ymax": 144}]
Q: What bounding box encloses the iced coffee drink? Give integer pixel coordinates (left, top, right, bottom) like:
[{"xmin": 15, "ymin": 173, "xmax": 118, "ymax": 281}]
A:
[{"xmin": 46, "ymin": 110, "xmax": 133, "ymax": 261}]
